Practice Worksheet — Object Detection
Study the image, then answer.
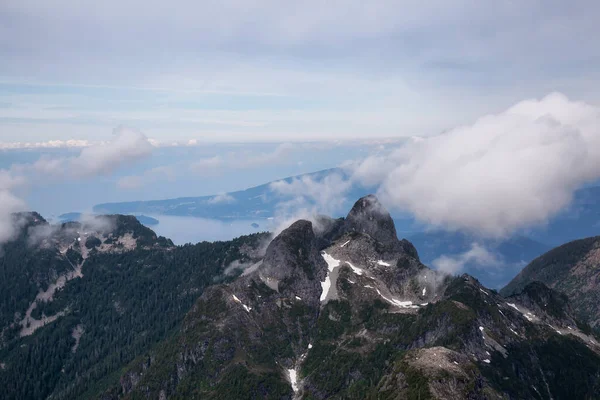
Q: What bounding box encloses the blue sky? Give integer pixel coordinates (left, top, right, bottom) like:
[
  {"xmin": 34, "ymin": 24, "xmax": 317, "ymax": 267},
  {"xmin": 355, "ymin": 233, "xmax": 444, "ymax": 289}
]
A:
[{"xmin": 2, "ymin": 1, "xmax": 600, "ymax": 143}]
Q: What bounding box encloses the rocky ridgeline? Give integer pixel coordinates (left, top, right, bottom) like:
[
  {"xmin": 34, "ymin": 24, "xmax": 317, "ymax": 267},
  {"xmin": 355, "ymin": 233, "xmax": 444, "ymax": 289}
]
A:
[{"xmin": 109, "ymin": 196, "xmax": 600, "ymax": 400}]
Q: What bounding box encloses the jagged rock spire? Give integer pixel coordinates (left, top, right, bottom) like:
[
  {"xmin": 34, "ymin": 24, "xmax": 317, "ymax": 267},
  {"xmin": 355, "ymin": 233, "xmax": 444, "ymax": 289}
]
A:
[
  {"xmin": 258, "ymin": 220, "xmax": 327, "ymax": 305},
  {"xmin": 343, "ymin": 195, "xmax": 401, "ymax": 249}
]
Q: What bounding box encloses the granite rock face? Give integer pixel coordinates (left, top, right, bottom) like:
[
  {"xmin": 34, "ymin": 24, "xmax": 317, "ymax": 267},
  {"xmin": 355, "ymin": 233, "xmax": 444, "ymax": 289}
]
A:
[
  {"xmin": 344, "ymin": 195, "xmax": 401, "ymax": 252},
  {"xmin": 258, "ymin": 219, "xmax": 328, "ymax": 308}
]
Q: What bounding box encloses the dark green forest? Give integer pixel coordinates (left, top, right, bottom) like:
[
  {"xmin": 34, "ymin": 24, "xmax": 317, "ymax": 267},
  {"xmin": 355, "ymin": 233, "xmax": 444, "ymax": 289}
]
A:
[{"xmin": 0, "ymin": 215, "xmax": 268, "ymax": 400}]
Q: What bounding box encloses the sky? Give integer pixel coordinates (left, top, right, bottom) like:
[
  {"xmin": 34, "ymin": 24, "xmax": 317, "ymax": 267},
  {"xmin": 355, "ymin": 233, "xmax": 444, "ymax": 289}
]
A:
[
  {"xmin": 2, "ymin": 1, "xmax": 600, "ymax": 276},
  {"xmin": 1, "ymin": 0, "xmax": 600, "ymax": 143}
]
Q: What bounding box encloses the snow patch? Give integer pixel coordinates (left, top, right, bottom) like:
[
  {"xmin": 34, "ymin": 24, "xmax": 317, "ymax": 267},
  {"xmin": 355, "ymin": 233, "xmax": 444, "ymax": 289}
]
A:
[
  {"xmin": 295, "ymin": 296, "xmax": 302, "ymax": 301},
  {"xmin": 524, "ymin": 312, "xmax": 535, "ymax": 322},
  {"xmin": 308, "ymin": 344, "xmax": 313, "ymax": 349},
  {"xmin": 345, "ymin": 261, "xmax": 363, "ymax": 276},
  {"xmin": 288, "ymin": 369, "xmax": 299, "ymax": 392},
  {"xmin": 548, "ymin": 324, "xmax": 562, "ymax": 335},
  {"xmin": 507, "ymin": 303, "xmax": 519, "ymax": 312},
  {"xmin": 320, "ymin": 252, "xmax": 340, "ymax": 302},
  {"xmin": 374, "ymin": 287, "xmax": 418, "ymax": 309},
  {"xmin": 483, "ymin": 359, "xmax": 491, "ymax": 364},
  {"xmin": 340, "ymin": 240, "xmax": 351, "ymax": 248},
  {"xmin": 479, "ymin": 288, "xmax": 489, "ymax": 295},
  {"xmin": 422, "ymin": 287, "xmax": 426, "ymax": 296},
  {"xmin": 377, "ymin": 260, "xmax": 391, "ymax": 266},
  {"xmin": 232, "ymin": 294, "xmax": 251, "ymax": 312}
]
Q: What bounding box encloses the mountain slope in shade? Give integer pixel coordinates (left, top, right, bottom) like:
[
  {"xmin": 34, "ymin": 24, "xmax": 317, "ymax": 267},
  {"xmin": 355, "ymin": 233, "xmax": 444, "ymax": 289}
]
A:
[
  {"xmin": 0, "ymin": 213, "xmax": 269, "ymax": 400},
  {"xmin": 103, "ymin": 196, "xmax": 600, "ymax": 400},
  {"xmin": 501, "ymin": 236, "xmax": 600, "ymax": 329}
]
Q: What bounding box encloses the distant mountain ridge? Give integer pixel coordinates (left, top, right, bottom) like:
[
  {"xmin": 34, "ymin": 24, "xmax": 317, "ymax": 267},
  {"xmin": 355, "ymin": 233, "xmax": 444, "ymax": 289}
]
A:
[
  {"xmin": 92, "ymin": 170, "xmax": 600, "ymax": 247},
  {"xmin": 90, "ymin": 169, "xmax": 600, "ymax": 288},
  {"xmin": 93, "ymin": 168, "xmax": 364, "ymax": 220}
]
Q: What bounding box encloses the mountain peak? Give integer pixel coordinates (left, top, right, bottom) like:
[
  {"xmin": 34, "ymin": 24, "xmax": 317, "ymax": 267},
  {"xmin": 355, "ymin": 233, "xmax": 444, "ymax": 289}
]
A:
[
  {"xmin": 344, "ymin": 194, "xmax": 400, "ymax": 252},
  {"xmin": 258, "ymin": 220, "xmax": 327, "ymax": 303}
]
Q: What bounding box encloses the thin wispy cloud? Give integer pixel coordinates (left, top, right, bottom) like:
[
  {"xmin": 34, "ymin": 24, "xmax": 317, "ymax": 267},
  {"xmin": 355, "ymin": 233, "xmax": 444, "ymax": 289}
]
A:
[
  {"xmin": 207, "ymin": 193, "xmax": 236, "ymax": 205},
  {"xmin": 431, "ymin": 243, "xmax": 502, "ymax": 275},
  {"xmin": 1, "ymin": 1, "xmax": 599, "ymax": 142}
]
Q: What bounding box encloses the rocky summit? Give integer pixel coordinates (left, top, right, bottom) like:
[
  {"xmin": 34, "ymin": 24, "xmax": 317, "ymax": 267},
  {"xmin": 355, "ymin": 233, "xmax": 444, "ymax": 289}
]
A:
[{"xmin": 100, "ymin": 196, "xmax": 600, "ymax": 400}]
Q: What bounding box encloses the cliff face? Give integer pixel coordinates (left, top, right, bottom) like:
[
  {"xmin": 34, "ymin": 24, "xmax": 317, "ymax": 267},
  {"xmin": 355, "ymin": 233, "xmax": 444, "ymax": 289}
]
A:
[
  {"xmin": 109, "ymin": 196, "xmax": 600, "ymax": 400},
  {"xmin": 502, "ymin": 236, "xmax": 600, "ymax": 329}
]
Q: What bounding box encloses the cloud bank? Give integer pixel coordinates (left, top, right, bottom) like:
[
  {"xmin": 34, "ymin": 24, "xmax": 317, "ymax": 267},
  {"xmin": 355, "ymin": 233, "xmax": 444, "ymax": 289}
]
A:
[
  {"xmin": 19, "ymin": 126, "xmax": 153, "ymax": 179},
  {"xmin": 0, "ymin": 139, "xmax": 91, "ymax": 150},
  {"xmin": 351, "ymin": 92, "xmax": 600, "ymax": 237},
  {"xmin": 267, "ymin": 93, "xmax": 600, "ymax": 238},
  {"xmin": 0, "ymin": 191, "xmax": 25, "ymax": 244},
  {"xmin": 70, "ymin": 127, "xmax": 153, "ymax": 177},
  {"xmin": 0, "ymin": 127, "xmax": 154, "ymax": 246}
]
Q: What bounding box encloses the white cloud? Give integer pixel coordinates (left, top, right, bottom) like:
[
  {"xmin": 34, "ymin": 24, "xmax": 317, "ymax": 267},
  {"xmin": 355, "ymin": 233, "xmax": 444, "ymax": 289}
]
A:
[
  {"xmin": 351, "ymin": 92, "xmax": 600, "ymax": 237},
  {"xmin": 207, "ymin": 193, "xmax": 236, "ymax": 204},
  {"xmin": 70, "ymin": 127, "xmax": 153, "ymax": 177},
  {"xmin": 432, "ymin": 243, "xmax": 501, "ymax": 275},
  {"xmin": 0, "ymin": 139, "xmax": 91, "ymax": 150},
  {"xmin": 0, "ymin": 169, "xmax": 25, "ymax": 190},
  {"xmin": 0, "ymin": 190, "xmax": 26, "ymax": 244},
  {"xmin": 0, "ymin": 169, "xmax": 27, "ymax": 245},
  {"xmin": 27, "ymin": 214, "xmax": 116, "ymax": 246},
  {"xmin": 16, "ymin": 127, "xmax": 154, "ymax": 179},
  {"xmin": 268, "ymin": 172, "xmax": 354, "ymax": 236},
  {"xmin": 2, "ymin": 1, "xmax": 600, "ymax": 144},
  {"xmin": 270, "ymin": 172, "xmax": 352, "ymax": 217},
  {"xmin": 0, "ymin": 127, "xmax": 154, "ymax": 244}
]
